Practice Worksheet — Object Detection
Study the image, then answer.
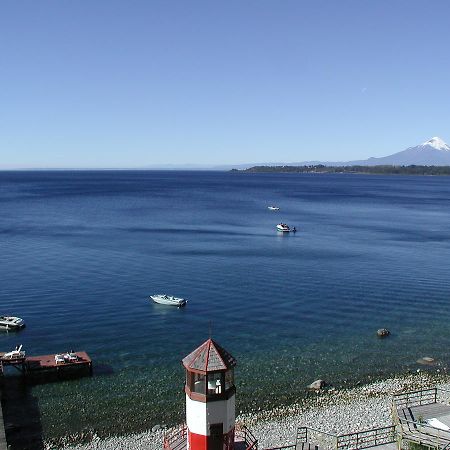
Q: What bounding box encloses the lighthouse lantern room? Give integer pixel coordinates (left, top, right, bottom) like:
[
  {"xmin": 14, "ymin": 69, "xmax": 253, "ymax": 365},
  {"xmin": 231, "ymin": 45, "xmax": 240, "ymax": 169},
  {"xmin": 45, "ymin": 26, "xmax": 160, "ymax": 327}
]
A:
[{"xmin": 182, "ymin": 338, "xmax": 237, "ymax": 450}]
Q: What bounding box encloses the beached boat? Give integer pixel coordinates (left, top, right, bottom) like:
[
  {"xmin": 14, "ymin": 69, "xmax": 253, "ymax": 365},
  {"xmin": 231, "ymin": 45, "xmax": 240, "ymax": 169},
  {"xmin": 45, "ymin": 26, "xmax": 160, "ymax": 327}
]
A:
[
  {"xmin": 268, "ymin": 206, "xmax": 280, "ymax": 211},
  {"xmin": 0, "ymin": 316, "xmax": 25, "ymax": 331},
  {"xmin": 150, "ymin": 294, "xmax": 187, "ymax": 307},
  {"xmin": 276, "ymin": 223, "xmax": 291, "ymax": 232}
]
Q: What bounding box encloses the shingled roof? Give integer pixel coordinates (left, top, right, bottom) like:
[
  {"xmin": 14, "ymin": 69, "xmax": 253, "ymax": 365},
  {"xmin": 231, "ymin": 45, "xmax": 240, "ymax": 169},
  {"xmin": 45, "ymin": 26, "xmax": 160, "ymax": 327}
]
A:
[{"xmin": 182, "ymin": 339, "xmax": 236, "ymax": 373}]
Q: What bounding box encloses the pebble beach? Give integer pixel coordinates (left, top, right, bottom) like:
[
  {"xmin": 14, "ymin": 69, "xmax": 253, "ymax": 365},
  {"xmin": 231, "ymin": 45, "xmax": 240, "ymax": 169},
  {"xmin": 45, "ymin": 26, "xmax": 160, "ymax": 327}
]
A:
[{"xmin": 54, "ymin": 371, "xmax": 450, "ymax": 450}]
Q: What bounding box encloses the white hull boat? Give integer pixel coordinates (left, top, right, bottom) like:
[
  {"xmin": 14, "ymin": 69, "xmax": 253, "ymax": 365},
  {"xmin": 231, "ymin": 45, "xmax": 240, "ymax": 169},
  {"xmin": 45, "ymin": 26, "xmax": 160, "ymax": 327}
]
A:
[
  {"xmin": 0, "ymin": 316, "xmax": 25, "ymax": 331},
  {"xmin": 276, "ymin": 223, "xmax": 296, "ymax": 232},
  {"xmin": 150, "ymin": 294, "xmax": 187, "ymax": 307},
  {"xmin": 268, "ymin": 206, "xmax": 280, "ymax": 211},
  {"xmin": 276, "ymin": 223, "xmax": 291, "ymax": 232}
]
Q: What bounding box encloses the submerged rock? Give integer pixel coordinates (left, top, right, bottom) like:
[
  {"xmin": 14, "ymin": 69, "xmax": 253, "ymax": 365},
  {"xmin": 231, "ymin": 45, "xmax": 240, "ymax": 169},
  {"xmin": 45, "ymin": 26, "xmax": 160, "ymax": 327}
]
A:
[
  {"xmin": 417, "ymin": 357, "xmax": 436, "ymax": 366},
  {"xmin": 308, "ymin": 379, "xmax": 326, "ymax": 390},
  {"xmin": 377, "ymin": 328, "xmax": 390, "ymax": 338}
]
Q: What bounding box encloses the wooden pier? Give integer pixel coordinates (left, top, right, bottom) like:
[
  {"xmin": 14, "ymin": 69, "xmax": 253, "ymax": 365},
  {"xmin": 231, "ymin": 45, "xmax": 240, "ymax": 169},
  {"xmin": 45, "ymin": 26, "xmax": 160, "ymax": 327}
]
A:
[{"xmin": 0, "ymin": 351, "xmax": 92, "ymax": 379}]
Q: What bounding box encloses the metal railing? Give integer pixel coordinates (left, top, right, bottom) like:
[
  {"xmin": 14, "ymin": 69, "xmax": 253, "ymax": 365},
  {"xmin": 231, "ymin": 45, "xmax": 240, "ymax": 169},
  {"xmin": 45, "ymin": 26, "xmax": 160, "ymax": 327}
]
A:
[
  {"xmin": 163, "ymin": 424, "xmax": 187, "ymax": 450},
  {"xmin": 236, "ymin": 423, "xmax": 259, "ymax": 450},
  {"xmin": 297, "ymin": 426, "xmax": 338, "ymax": 450},
  {"xmin": 265, "ymin": 425, "xmax": 398, "ymax": 450},
  {"xmin": 393, "ymin": 388, "xmax": 438, "ymax": 409},
  {"xmin": 392, "ymin": 387, "xmax": 450, "ymax": 411},
  {"xmin": 337, "ymin": 426, "xmax": 396, "ymax": 450},
  {"xmin": 263, "ymin": 445, "xmax": 296, "ymax": 450}
]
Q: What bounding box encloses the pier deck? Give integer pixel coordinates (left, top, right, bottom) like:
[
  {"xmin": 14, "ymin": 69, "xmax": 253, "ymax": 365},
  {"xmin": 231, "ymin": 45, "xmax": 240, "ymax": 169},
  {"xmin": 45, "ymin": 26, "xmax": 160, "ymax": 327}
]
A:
[
  {"xmin": 26, "ymin": 351, "xmax": 92, "ymax": 373},
  {"xmin": 0, "ymin": 351, "xmax": 92, "ymax": 379}
]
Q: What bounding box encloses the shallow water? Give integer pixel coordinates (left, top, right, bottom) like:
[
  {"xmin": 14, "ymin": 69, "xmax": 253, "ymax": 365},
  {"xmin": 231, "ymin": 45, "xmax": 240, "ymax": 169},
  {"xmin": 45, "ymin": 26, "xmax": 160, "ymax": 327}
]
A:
[{"xmin": 1, "ymin": 170, "xmax": 450, "ymax": 438}]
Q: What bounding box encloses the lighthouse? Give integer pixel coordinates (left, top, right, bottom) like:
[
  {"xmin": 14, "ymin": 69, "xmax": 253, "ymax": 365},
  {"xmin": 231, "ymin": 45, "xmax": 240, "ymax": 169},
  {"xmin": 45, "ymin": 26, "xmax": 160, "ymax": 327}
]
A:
[{"xmin": 182, "ymin": 338, "xmax": 237, "ymax": 450}]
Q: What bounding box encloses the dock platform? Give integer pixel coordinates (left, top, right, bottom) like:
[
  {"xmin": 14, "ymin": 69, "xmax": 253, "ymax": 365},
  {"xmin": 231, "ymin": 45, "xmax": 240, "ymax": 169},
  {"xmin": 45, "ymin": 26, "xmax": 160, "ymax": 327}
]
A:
[{"xmin": 0, "ymin": 351, "xmax": 92, "ymax": 379}]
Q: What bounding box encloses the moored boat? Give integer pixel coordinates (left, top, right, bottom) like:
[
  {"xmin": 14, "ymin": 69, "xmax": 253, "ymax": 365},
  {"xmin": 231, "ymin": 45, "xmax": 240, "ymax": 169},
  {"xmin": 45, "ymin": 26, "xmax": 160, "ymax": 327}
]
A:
[
  {"xmin": 268, "ymin": 206, "xmax": 280, "ymax": 211},
  {"xmin": 0, "ymin": 316, "xmax": 25, "ymax": 331},
  {"xmin": 276, "ymin": 223, "xmax": 291, "ymax": 232},
  {"xmin": 150, "ymin": 294, "xmax": 187, "ymax": 307}
]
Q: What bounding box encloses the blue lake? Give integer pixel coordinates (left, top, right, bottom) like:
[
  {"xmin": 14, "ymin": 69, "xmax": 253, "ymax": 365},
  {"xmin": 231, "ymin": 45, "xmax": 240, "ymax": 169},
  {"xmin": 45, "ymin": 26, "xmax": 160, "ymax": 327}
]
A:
[{"xmin": 1, "ymin": 170, "xmax": 450, "ymax": 438}]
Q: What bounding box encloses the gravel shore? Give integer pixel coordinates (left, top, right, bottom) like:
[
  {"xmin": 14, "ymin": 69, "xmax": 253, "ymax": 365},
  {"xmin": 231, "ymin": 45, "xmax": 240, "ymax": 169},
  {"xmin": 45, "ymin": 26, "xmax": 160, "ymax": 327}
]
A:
[{"xmin": 55, "ymin": 371, "xmax": 450, "ymax": 450}]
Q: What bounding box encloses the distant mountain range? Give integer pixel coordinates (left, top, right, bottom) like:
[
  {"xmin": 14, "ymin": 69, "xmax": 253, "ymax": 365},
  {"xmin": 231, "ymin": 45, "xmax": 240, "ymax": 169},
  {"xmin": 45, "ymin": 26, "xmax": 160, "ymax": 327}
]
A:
[
  {"xmin": 316, "ymin": 137, "xmax": 450, "ymax": 167},
  {"xmin": 138, "ymin": 137, "xmax": 450, "ymax": 170},
  {"xmin": 222, "ymin": 137, "xmax": 450, "ymax": 170}
]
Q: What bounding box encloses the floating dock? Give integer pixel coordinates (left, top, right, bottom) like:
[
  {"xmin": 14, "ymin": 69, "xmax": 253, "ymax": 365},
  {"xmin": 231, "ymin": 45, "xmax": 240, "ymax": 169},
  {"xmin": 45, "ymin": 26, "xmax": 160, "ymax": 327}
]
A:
[{"xmin": 0, "ymin": 351, "xmax": 92, "ymax": 379}]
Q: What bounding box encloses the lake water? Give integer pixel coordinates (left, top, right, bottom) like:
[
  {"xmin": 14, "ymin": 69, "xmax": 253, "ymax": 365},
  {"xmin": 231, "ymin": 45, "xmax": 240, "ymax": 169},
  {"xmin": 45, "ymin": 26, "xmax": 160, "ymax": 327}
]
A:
[{"xmin": 1, "ymin": 170, "xmax": 450, "ymax": 439}]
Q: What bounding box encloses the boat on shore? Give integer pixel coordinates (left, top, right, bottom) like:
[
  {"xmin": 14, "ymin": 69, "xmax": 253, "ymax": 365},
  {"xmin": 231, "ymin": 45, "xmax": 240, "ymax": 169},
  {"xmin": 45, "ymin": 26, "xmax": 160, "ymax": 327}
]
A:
[
  {"xmin": 150, "ymin": 294, "xmax": 187, "ymax": 307},
  {"xmin": 268, "ymin": 206, "xmax": 280, "ymax": 211},
  {"xmin": 0, "ymin": 316, "xmax": 25, "ymax": 331}
]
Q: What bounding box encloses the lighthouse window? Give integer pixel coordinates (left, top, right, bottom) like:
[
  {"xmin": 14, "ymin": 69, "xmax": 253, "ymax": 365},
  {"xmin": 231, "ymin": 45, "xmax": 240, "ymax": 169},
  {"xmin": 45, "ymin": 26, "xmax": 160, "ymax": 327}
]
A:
[
  {"xmin": 225, "ymin": 369, "xmax": 234, "ymax": 390},
  {"xmin": 207, "ymin": 372, "xmax": 224, "ymax": 394},
  {"xmin": 191, "ymin": 372, "xmax": 206, "ymax": 394}
]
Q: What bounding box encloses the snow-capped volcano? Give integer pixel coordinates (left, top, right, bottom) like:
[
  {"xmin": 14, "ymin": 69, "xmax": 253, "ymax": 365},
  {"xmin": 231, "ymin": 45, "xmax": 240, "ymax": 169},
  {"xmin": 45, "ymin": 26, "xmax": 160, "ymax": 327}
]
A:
[
  {"xmin": 337, "ymin": 136, "xmax": 450, "ymax": 166},
  {"xmin": 419, "ymin": 137, "xmax": 450, "ymax": 151}
]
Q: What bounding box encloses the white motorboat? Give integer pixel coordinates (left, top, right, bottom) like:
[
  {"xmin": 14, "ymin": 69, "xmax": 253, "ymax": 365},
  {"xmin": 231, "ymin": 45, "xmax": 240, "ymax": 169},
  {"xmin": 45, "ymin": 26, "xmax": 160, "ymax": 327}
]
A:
[
  {"xmin": 276, "ymin": 223, "xmax": 291, "ymax": 232},
  {"xmin": 2, "ymin": 344, "xmax": 25, "ymax": 359},
  {"xmin": 268, "ymin": 206, "xmax": 280, "ymax": 211},
  {"xmin": 150, "ymin": 294, "xmax": 187, "ymax": 307},
  {"xmin": 0, "ymin": 316, "xmax": 25, "ymax": 331}
]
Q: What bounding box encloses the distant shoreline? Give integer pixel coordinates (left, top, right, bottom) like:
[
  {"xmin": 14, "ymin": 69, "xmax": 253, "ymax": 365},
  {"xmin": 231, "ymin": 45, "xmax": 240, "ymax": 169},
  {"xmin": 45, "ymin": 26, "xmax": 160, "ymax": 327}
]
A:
[{"xmin": 237, "ymin": 165, "xmax": 450, "ymax": 176}]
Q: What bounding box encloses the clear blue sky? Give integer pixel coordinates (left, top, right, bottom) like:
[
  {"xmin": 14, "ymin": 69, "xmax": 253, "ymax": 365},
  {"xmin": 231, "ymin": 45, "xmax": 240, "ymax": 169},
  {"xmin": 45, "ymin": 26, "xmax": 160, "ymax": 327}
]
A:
[{"xmin": 1, "ymin": 1, "xmax": 450, "ymax": 168}]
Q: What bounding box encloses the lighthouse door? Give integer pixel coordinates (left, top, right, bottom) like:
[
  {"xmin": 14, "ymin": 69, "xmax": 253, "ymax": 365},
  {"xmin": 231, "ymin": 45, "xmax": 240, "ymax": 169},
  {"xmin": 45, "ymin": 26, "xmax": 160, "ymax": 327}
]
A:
[{"xmin": 209, "ymin": 423, "xmax": 224, "ymax": 450}]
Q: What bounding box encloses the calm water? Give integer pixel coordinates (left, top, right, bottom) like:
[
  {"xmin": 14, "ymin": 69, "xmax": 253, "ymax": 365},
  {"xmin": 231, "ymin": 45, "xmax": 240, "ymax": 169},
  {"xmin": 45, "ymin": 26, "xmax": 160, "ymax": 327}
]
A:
[{"xmin": 1, "ymin": 170, "xmax": 450, "ymax": 439}]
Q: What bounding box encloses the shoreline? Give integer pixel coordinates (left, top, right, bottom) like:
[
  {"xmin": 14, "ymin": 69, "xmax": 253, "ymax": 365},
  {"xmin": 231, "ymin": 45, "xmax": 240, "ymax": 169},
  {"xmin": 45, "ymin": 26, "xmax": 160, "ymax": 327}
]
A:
[{"xmin": 52, "ymin": 370, "xmax": 450, "ymax": 450}]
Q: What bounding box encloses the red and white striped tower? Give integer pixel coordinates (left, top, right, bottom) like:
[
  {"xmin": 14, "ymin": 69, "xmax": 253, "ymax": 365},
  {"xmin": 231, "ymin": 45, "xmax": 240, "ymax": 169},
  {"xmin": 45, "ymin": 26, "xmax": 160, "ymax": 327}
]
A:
[{"xmin": 182, "ymin": 339, "xmax": 237, "ymax": 450}]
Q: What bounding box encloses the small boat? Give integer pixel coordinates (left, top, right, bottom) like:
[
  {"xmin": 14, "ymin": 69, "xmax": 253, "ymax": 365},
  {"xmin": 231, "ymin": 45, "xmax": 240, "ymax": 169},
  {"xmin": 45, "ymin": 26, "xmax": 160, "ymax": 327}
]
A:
[
  {"xmin": 2, "ymin": 344, "xmax": 25, "ymax": 359},
  {"xmin": 276, "ymin": 223, "xmax": 291, "ymax": 232},
  {"xmin": 0, "ymin": 316, "xmax": 25, "ymax": 331},
  {"xmin": 268, "ymin": 206, "xmax": 280, "ymax": 211},
  {"xmin": 150, "ymin": 294, "xmax": 187, "ymax": 307}
]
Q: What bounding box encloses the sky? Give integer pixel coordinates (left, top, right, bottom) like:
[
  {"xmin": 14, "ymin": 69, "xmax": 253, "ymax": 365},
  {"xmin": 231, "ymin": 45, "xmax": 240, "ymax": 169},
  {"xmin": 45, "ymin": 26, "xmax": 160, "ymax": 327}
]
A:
[{"xmin": 1, "ymin": 1, "xmax": 450, "ymax": 168}]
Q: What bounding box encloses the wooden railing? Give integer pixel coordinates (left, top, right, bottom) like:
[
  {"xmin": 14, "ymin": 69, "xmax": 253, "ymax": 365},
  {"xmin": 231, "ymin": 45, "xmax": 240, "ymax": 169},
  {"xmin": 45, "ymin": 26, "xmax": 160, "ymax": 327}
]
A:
[{"xmin": 337, "ymin": 425, "xmax": 396, "ymax": 450}]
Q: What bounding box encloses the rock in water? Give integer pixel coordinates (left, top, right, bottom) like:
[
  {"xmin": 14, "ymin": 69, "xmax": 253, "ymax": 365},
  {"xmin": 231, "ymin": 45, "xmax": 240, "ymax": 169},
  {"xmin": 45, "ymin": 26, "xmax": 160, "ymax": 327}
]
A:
[
  {"xmin": 308, "ymin": 379, "xmax": 326, "ymax": 390},
  {"xmin": 152, "ymin": 425, "xmax": 161, "ymax": 432},
  {"xmin": 377, "ymin": 328, "xmax": 390, "ymax": 338},
  {"xmin": 417, "ymin": 357, "xmax": 435, "ymax": 365}
]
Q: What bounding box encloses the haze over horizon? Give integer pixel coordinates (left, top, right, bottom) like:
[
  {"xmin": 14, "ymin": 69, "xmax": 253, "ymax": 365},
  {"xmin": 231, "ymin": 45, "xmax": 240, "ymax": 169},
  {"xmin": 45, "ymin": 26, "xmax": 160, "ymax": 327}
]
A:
[{"xmin": 2, "ymin": 1, "xmax": 450, "ymax": 169}]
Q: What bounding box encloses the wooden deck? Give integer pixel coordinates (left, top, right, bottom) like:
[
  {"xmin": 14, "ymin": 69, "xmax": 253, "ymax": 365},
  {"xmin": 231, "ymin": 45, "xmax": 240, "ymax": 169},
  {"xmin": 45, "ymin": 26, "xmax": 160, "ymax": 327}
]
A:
[
  {"xmin": 397, "ymin": 403, "xmax": 450, "ymax": 448},
  {"xmin": 0, "ymin": 351, "xmax": 92, "ymax": 380},
  {"xmin": 26, "ymin": 351, "xmax": 92, "ymax": 372}
]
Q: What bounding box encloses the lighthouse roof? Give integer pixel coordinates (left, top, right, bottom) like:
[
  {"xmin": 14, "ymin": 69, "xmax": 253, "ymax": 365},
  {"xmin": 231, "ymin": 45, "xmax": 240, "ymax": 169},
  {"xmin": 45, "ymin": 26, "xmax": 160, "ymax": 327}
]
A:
[{"xmin": 182, "ymin": 339, "xmax": 236, "ymax": 373}]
